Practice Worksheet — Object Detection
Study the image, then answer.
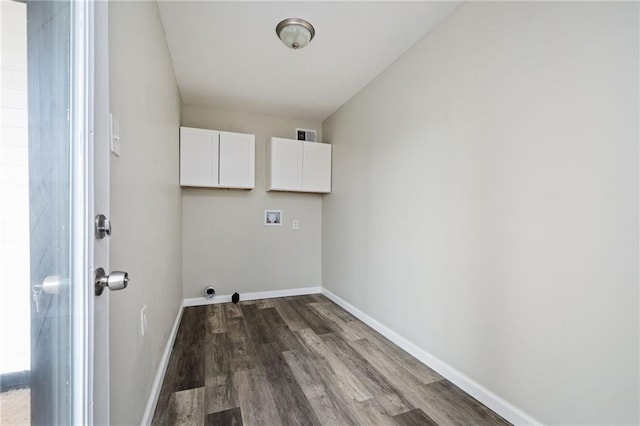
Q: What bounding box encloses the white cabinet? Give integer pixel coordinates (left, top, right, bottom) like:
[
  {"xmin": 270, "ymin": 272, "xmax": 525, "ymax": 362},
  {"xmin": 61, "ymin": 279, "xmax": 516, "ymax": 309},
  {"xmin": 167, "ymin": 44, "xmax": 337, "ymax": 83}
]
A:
[
  {"xmin": 267, "ymin": 137, "xmax": 302, "ymax": 191},
  {"xmin": 302, "ymin": 142, "xmax": 332, "ymax": 193},
  {"xmin": 219, "ymin": 131, "xmax": 255, "ymax": 188},
  {"xmin": 267, "ymin": 137, "xmax": 331, "ymax": 193},
  {"xmin": 180, "ymin": 127, "xmax": 219, "ymax": 187},
  {"xmin": 180, "ymin": 127, "xmax": 255, "ymax": 189}
]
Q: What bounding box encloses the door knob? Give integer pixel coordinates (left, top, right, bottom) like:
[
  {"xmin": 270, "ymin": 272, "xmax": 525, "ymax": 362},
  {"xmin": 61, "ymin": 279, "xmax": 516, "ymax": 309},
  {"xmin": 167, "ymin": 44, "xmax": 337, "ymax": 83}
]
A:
[
  {"xmin": 42, "ymin": 275, "xmax": 68, "ymax": 294},
  {"xmin": 32, "ymin": 275, "xmax": 69, "ymax": 313},
  {"xmin": 95, "ymin": 267, "xmax": 129, "ymax": 296}
]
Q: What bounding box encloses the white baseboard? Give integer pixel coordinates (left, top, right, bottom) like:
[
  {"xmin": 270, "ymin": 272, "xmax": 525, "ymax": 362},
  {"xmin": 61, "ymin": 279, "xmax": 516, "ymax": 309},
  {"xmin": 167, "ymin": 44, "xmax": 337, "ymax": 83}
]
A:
[
  {"xmin": 321, "ymin": 288, "xmax": 540, "ymax": 426},
  {"xmin": 183, "ymin": 286, "xmax": 321, "ymax": 307},
  {"xmin": 140, "ymin": 301, "xmax": 184, "ymax": 426}
]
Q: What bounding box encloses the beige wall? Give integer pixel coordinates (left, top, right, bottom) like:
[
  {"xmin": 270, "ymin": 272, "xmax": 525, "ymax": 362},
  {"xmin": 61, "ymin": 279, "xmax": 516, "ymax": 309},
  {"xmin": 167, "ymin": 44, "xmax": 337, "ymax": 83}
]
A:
[
  {"xmin": 109, "ymin": 2, "xmax": 183, "ymax": 424},
  {"xmin": 181, "ymin": 104, "xmax": 322, "ymax": 299},
  {"xmin": 322, "ymin": 2, "xmax": 639, "ymax": 424}
]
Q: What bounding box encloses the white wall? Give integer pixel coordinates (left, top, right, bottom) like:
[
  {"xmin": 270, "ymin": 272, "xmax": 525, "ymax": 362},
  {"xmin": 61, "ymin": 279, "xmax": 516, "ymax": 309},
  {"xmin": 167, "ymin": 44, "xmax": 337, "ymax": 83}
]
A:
[
  {"xmin": 322, "ymin": 2, "xmax": 639, "ymax": 424},
  {"xmin": 0, "ymin": 0, "xmax": 29, "ymax": 374},
  {"xmin": 181, "ymin": 104, "xmax": 322, "ymax": 299},
  {"xmin": 109, "ymin": 2, "xmax": 183, "ymax": 424}
]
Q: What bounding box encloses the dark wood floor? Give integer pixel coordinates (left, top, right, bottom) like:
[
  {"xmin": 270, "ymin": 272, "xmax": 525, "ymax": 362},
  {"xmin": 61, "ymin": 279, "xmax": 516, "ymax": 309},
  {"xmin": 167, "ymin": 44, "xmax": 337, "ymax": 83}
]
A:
[{"xmin": 151, "ymin": 295, "xmax": 510, "ymax": 426}]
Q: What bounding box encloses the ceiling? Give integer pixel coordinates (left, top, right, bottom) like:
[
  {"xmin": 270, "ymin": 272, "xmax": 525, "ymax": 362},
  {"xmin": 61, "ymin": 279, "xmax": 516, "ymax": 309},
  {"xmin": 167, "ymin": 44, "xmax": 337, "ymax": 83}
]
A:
[{"xmin": 157, "ymin": 1, "xmax": 462, "ymax": 122}]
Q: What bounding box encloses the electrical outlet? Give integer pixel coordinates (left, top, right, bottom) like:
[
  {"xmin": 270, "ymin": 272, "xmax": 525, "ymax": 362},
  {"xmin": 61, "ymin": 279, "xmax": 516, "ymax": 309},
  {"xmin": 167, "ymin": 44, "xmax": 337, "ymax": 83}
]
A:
[
  {"xmin": 140, "ymin": 305, "xmax": 147, "ymax": 337},
  {"xmin": 292, "ymin": 219, "xmax": 300, "ymax": 230}
]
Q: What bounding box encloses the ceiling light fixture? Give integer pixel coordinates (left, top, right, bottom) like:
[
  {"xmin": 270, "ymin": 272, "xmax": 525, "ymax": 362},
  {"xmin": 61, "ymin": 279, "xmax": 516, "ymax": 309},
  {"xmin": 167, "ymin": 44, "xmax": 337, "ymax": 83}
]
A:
[{"xmin": 276, "ymin": 18, "xmax": 315, "ymax": 50}]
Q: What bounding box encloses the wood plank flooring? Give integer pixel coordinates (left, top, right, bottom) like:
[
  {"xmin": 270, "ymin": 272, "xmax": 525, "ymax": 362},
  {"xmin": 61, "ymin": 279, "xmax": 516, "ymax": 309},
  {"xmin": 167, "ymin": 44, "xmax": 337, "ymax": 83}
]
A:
[{"xmin": 151, "ymin": 295, "xmax": 510, "ymax": 426}]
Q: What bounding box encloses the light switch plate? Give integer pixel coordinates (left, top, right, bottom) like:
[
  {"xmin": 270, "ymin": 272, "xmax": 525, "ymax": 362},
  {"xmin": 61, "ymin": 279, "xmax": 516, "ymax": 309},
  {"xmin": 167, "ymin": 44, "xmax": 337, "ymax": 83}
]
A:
[
  {"xmin": 140, "ymin": 305, "xmax": 147, "ymax": 337},
  {"xmin": 110, "ymin": 113, "xmax": 120, "ymax": 156},
  {"xmin": 292, "ymin": 219, "xmax": 299, "ymax": 230}
]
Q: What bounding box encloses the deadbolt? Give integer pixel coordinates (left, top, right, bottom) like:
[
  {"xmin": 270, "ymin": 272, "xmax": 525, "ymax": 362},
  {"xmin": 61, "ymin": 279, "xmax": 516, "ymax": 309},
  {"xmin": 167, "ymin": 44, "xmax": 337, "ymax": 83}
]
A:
[
  {"xmin": 95, "ymin": 267, "xmax": 129, "ymax": 296},
  {"xmin": 95, "ymin": 214, "xmax": 111, "ymax": 239}
]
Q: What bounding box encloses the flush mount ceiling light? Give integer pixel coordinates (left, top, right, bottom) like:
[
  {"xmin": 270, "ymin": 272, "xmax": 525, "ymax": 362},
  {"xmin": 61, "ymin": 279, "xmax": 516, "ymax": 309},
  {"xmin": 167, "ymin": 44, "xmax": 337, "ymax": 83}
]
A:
[{"xmin": 276, "ymin": 18, "xmax": 315, "ymax": 50}]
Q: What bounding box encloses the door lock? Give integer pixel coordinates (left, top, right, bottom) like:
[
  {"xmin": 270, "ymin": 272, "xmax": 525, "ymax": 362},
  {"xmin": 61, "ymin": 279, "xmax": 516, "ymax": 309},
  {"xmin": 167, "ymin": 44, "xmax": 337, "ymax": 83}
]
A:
[
  {"xmin": 95, "ymin": 268, "xmax": 129, "ymax": 296},
  {"xmin": 95, "ymin": 214, "xmax": 111, "ymax": 239}
]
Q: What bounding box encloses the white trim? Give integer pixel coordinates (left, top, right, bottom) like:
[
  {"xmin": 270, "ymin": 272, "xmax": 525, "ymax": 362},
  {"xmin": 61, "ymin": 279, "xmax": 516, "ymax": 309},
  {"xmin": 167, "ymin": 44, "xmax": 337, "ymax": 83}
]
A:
[
  {"xmin": 140, "ymin": 302, "xmax": 184, "ymax": 426},
  {"xmin": 321, "ymin": 288, "xmax": 541, "ymax": 426},
  {"xmin": 184, "ymin": 286, "xmax": 321, "ymax": 307},
  {"xmin": 70, "ymin": 0, "xmax": 94, "ymax": 423}
]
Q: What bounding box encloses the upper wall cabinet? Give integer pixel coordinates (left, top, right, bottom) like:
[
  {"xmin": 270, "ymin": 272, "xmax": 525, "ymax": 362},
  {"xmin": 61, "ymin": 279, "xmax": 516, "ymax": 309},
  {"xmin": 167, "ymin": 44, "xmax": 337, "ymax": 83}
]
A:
[
  {"xmin": 267, "ymin": 137, "xmax": 331, "ymax": 193},
  {"xmin": 180, "ymin": 127, "xmax": 255, "ymax": 189}
]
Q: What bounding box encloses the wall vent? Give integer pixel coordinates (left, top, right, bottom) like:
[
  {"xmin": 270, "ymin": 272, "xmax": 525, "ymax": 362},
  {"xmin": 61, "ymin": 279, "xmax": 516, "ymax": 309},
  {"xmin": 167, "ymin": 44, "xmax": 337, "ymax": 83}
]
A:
[{"xmin": 296, "ymin": 128, "xmax": 317, "ymax": 142}]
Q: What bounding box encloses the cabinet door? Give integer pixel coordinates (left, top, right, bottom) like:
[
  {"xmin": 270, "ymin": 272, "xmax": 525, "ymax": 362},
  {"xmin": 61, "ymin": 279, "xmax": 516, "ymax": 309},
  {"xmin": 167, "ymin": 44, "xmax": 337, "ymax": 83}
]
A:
[
  {"xmin": 302, "ymin": 142, "xmax": 332, "ymax": 193},
  {"xmin": 180, "ymin": 127, "xmax": 219, "ymax": 187},
  {"xmin": 219, "ymin": 131, "xmax": 255, "ymax": 189},
  {"xmin": 268, "ymin": 137, "xmax": 302, "ymax": 191}
]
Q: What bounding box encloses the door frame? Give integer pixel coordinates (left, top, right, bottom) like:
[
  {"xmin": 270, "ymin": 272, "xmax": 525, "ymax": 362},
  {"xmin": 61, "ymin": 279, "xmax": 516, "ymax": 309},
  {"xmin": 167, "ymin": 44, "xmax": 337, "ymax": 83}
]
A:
[
  {"xmin": 69, "ymin": 0, "xmax": 110, "ymax": 423},
  {"xmin": 69, "ymin": 0, "xmax": 93, "ymax": 423},
  {"xmin": 92, "ymin": 0, "xmax": 111, "ymax": 424}
]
